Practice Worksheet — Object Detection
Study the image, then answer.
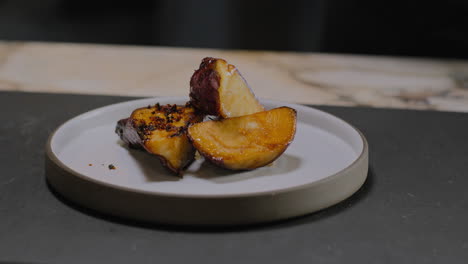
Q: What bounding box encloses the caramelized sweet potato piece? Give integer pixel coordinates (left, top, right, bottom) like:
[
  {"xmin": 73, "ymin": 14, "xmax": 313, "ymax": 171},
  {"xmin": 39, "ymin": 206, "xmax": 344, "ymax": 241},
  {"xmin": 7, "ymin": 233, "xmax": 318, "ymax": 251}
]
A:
[
  {"xmin": 187, "ymin": 107, "xmax": 297, "ymax": 170},
  {"xmin": 116, "ymin": 103, "xmax": 203, "ymax": 175},
  {"xmin": 190, "ymin": 57, "xmax": 265, "ymax": 118}
]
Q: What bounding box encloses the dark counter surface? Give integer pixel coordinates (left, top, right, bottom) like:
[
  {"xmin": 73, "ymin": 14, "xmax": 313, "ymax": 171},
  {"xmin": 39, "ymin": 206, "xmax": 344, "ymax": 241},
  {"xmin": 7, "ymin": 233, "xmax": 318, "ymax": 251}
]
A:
[{"xmin": 1, "ymin": 91, "xmax": 467, "ymax": 264}]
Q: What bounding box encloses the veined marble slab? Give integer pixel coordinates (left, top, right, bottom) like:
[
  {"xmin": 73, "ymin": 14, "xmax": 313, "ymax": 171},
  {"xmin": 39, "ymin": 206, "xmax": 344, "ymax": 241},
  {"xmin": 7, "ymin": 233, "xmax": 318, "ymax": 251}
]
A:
[{"xmin": 1, "ymin": 41, "xmax": 468, "ymax": 112}]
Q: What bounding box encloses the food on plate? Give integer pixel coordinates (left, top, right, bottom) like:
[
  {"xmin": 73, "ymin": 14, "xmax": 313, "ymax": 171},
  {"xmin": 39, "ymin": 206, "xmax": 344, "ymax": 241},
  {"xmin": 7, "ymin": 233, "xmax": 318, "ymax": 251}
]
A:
[
  {"xmin": 189, "ymin": 57, "xmax": 264, "ymax": 118},
  {"xmin": 187, "ymin": 107, "xmax": 297, "ymax": 170},
  {"xmin": 116, "ymin": 103, "xmax": 203, "ymax": 175},
  {"xmin": 116, "ymin": 57, "xmax": 297, "ymax": 176}
]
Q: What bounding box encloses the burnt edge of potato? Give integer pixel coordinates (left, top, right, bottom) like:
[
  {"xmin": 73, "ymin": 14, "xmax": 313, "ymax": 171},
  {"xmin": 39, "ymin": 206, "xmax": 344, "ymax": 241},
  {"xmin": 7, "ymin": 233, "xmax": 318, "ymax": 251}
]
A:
[
  {"xmin": 115, "ymin": 103, "xmax": 202, "ymax": 176},
  {"xmin": 156, "ymin": 146, "xmax": 196, "ymax": 177},
  {"xmin": 189, "ymin": 57, "xmax": 221, "ymax": 115}
]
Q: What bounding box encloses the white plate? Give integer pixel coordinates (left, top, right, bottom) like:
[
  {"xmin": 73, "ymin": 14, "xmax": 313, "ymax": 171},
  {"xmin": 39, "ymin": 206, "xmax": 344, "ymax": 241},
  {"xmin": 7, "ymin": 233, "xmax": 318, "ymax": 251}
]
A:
[{"xmin": 46, "ymin": 97, "xmax": 368, "ymax": 226}]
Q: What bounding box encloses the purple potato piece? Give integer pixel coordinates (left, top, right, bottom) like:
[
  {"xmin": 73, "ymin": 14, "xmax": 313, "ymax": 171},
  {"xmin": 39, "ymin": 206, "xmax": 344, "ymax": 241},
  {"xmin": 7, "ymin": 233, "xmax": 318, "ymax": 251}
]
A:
[
  {"xmin": 116, "ymin": 118, "xmax": 142, "ymax": 149},
  {"xmin": 189, "ymin": 57, "xmax": 264, "ymax": 118}
]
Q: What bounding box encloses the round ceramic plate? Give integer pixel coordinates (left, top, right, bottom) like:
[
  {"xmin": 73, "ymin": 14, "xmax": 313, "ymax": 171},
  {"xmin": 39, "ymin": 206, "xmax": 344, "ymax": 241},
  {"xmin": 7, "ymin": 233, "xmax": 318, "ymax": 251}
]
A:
[{"xmin": 46, "ymin": 97, "xmax": 368, "ymax": 226}]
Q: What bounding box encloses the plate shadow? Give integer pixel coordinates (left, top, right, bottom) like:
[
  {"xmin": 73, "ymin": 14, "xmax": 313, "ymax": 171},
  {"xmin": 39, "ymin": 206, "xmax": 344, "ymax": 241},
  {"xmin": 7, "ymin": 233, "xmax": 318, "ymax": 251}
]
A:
[
  {"xmin": 190, "ymin": 154, "xmax": 302, "ymax": 184},
  {"xmin": 120, "ymin": 139, "xmax": 302, "ymax": 184},
  {"xmin": 118, "ymin": 140, "xmax": 179, "ymax": 182},
  {"xmin": 46, "ymin": 167, "xmax": 375, "ymax": 233}
]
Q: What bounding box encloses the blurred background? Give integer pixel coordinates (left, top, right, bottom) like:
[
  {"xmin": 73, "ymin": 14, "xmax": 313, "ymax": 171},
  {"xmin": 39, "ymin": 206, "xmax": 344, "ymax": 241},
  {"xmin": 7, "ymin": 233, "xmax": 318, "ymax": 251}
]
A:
[{"xmin": 0, "ymin": 0, "xmax": 467, "ymax": 58}]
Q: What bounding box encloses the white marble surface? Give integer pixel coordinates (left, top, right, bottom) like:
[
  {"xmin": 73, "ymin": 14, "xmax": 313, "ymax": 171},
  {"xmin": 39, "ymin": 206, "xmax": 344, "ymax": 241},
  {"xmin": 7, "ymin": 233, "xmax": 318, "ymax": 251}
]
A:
[{"xmin": 1, "ymin": 41, "xmax": 468, "ymax": 112}]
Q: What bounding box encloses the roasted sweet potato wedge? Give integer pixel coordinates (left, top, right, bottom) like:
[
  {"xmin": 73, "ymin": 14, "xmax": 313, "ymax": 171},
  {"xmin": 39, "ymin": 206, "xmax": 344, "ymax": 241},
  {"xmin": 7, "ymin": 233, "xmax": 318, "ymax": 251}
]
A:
[
  {"xmin": 116, "ymin": 103, "xmax": 203, "ymax": 175},
  {"xmin": 187, "ymin": 107, "xmax": 297, "ymax": 170},
  {"xmin": 190, "ymin": 57, "xmax": 265, "ymax": 118}
]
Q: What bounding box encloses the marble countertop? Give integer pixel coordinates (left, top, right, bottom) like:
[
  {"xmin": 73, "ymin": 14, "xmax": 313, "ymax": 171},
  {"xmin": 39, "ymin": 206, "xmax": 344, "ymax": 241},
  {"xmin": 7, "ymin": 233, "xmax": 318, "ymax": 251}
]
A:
[{"xmin": 1, "ymin": 41, "xmax": 468, "ymax": 112}]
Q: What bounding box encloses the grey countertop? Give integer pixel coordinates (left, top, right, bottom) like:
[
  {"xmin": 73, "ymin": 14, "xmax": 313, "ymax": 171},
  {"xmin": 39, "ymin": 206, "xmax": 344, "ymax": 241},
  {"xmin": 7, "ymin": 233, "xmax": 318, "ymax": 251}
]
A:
[{"xmin": 1, "ymin": 92, "xmax": 467, "ymax": 264}]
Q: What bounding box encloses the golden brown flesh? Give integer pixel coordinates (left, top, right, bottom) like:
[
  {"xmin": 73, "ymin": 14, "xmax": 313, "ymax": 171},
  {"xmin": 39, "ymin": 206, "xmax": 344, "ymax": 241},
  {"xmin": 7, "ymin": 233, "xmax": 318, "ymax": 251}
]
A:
[
  {"xmin": 187, "ymin": 107, "xmax": 297, "ymax": 170},
  {"xmin": 190, "ymin": 57, "xmax": 265, "ymax": 118},
  {"xmin": 116, "ymin": 103, "xmax": 203, "ymax": 175}
]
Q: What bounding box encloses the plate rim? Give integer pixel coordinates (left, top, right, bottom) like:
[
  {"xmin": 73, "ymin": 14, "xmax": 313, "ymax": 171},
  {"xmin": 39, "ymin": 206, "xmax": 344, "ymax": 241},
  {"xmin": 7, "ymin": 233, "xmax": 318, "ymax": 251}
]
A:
[{"xmin": 45, "ymin": 96, "xmax": 368, "ymax": 199}]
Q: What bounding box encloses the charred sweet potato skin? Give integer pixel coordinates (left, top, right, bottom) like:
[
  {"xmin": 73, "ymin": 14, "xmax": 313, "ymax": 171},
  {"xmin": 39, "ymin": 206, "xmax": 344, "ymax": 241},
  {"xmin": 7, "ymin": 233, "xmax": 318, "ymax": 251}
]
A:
[
  {"xmin": 116, "ymin": 118, "xmax": 141, "ymax": 149},
  {"xmin": 189, "ymin": 57, "xmax": 264, "ymax": 118},
  {"xmin": 189, "ymin": 57, "xmax": 221, "ymax": 116},
  {"xmin": 187, "ymin": 107, "xmax": 297, "ymax": 170},
  {"xmin": 116, "ymin": 103, "xmax": 203, "ymax": 175}
]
